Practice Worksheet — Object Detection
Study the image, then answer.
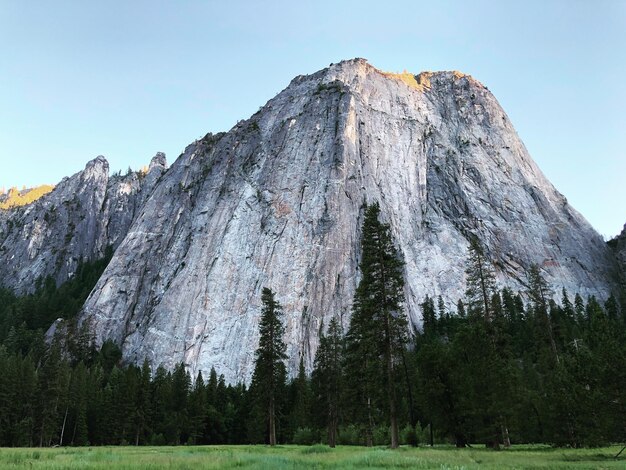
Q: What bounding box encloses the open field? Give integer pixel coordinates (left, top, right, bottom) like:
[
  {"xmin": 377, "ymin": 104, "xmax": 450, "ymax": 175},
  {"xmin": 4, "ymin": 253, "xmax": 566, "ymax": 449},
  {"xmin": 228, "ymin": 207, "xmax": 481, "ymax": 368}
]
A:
[{"xmin": 0, "ymin": 445, "xmax": 625, "ymax": 469}]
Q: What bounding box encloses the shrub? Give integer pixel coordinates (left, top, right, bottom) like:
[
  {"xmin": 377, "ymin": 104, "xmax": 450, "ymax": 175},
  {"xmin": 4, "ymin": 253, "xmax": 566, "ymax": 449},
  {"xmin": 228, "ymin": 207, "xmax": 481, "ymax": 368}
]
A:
[
  {"xmin": 401, "ymin": 424, "xmax": 419, "ymax": 447},
  {"xmin": 337, "ymin": 424, "xmax": 361, "ymax": 445},
  {"xmin": 373, "ymin": 425, "xmax": 390, "ymax": 446},
  {"xmin": 151, "ymin": 433, "xmax": 166, "ymax": 446},
  {"xmin": 292, "ymin": 427, "xmax": 318, "ymax": 445},
  {"xmin": 301, "ymin": 444, "xmax": 331, "ymax": 454}
]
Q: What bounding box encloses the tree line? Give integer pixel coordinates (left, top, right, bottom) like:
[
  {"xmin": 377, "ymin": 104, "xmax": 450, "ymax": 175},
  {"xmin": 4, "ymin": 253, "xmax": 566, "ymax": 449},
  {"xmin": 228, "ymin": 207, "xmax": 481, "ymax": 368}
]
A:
[{"xmin": 0, "ymin": 204, "xmax": 625, "ymax": 448}]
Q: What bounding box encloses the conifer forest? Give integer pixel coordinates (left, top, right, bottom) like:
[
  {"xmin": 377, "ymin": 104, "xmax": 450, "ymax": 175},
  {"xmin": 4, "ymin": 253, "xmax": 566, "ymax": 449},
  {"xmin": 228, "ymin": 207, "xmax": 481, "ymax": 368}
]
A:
[{"xmin": 0, "ymin": 204, "xmax": 625, "ymax": 450}]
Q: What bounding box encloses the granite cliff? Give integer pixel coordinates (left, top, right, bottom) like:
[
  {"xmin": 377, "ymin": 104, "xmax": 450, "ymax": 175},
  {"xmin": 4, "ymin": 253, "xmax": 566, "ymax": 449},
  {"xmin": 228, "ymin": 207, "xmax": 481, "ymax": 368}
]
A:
[{"xmin": 0, "ymin": 59, "xmax": 620, "ymax": 382}]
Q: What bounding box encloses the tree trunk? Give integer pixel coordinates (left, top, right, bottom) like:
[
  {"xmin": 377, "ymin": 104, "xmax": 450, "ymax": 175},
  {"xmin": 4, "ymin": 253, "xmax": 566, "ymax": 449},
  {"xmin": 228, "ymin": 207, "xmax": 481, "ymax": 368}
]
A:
[
  {"xmin": 486, "ymin": 431, "xmax": 500, "ymax": 450},
  {"xmin": 385, "ymin": 314, "xmax": 399, "ymax": 448},
  {"xmin": 377, "ymin": 226, "xmax": 400, "ymax": 449},
  {"xmin": 531, "ymin": 403, "xmax": 543, "ymax": 440},
  {"xmin": 567, "ymin": 414, "xmax": 577, "ymax": 448},
  {"xmin": 59, "ymin": 406, "xmax": 68, "ymax": 446},
  {"xmin": 366, "ymin": 397, "xmax": 374, "ymax": 447},
  {"xmin": 389, "ymin": 408, "xmax": 399, "ymax": 448},
  {"xmin": 455, "ymin": 433, "xmax": 467, "ymax": 448},
  {"xmin": 268, "ymin": 299, "xmax": 277, "ymax": 447},
  {"xmin": 328, "ymin": 413, "xmax": 337, "ymax": 448},
  {"xmin": 401, "ymin": 348, "xmax": 416, "ymax": 427},
  {"xmin": 328, "ymin": 403, "xmax": 337, "ymax": 448},
  {"xmin": 71, "ymin": 420, "xmax": 77, "ymax": 446},
  {"xmin": 430, "ymin": 422, "xmax": 434, "ymax": 447},
  {"xmin": 269, "ymin": 397, "xmax": 276, "ymax": 446},
  {"xmin": 501, "ymin": 418, "xmax": 511, "ymax": 448},
  {"xmin": 477, "ymin": 252, "xmax": 491, "ymax": 321},
  {"xmin": 538, "ymin": 284, "xmax": 560, "ymax": 364},
  {"xmin": 388, "ymin": 356, "xmax": 399, "ymax": 448}
]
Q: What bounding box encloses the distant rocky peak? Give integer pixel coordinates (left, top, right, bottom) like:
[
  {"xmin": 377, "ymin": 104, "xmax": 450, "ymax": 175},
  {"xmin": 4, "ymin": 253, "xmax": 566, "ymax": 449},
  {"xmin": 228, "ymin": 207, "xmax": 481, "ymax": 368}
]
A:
[
  {"xmin": 149, "ymin": 152, "xmax": 167, "ymax": 171},
  {"xmin": 85, "ymin": 155, "xmax": 109, "ymax": 169},
  {"xmin": 82, "ymin": 155, "xmax": 109, "ymax": 182}
]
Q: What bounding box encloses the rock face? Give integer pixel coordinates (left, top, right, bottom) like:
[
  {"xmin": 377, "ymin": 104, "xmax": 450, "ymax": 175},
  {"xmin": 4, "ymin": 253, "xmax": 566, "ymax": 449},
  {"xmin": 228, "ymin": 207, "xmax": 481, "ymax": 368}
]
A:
[
  {"xmin": 609, "ymin": 224, "xmax": 626, "ymax": 278},
  {"xmin": 75, "ymin": 59, "xmax": 619, "ymax": 383},
  {"xmin": 0, "ymin": 154, "xmax": 167, "ymax": 292}
]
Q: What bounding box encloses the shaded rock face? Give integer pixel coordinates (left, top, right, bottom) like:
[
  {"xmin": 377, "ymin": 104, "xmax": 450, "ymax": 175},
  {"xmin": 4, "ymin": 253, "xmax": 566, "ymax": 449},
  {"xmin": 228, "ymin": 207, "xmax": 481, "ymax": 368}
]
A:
[
  {"xmin": 0, "ymin": 154, "xmax": 167, "ymax": 292},
  {"xmin": 77, "ymin": 59, "xmax": 619, "ymax": 383},
  {"xmin": 609, "ymin": 224, "xmax": 626, "ymax": 278}
]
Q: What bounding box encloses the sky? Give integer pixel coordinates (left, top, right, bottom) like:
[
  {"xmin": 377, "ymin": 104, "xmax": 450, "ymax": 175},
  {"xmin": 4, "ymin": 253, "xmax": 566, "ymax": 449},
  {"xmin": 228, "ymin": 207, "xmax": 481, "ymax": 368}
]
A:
[{"xmin": 0, "ymin": 0, "xmax": 624, "ymax": 237}]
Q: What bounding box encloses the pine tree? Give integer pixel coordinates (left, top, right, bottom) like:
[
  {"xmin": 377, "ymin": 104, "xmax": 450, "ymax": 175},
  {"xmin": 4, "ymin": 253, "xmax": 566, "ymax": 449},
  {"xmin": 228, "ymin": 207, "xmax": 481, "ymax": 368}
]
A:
[
  {"xmin": 15, "ymin": 354, "xmax": 37, "ymax": 446},
  {"xmin": 415, "ymin": 337, "xmax": 467, "ymax": 447},
  {"xmin": 150, "ymin": 365, "xmax": 172, "ymax": 444},
  {"xmin": 35, "ymin": 339, "xmax": 69, "ymax": 446},
  {"xmin": 188, "ymin": 371, "xmax": 207, "ymax": 444},
  {"xmin": 132, "ymin": 359, "xmax": 152, "ymax": 445},
  {"xmin": 604, "ymin": 294, "xmax": 619, "ymax": 322},
  {"xmin": 311, "ymin": 317, "xmax": 343, "ymax": 447},
  {"xmin": 204, "ymin": 367, "xmax": 226, "ymax": 444},
  {"xmin": 456, "ymin": 299, "xmax": 466, "ymax": 318},
  {"xmin": 437, "ymin": 296, "xmax": 447, "ymax": 321},
  {"xmin": 288, "ymin": 357, "xmax": 311, "ymax": 439},
  {"xmin": 69, "ymin": 362, "xmax": 89, "ymax": 446},
  {"xmin": 249, "ymin": 287, "xmax": 287, "ymax": 446},
  {"xmin": 460, "ymin": 242, "xmax": 517, "ymax": 448},
  {"xmin": 421, "ymin": 296, "xmax": 437, "ymax": 337},
  {"xmin": 343, "ymin": 301, "xmax": 379, "ymax": 446},
  {"xmin": 345, "ymin": 203, "xmax": 407, "ymax": 448},
  {"xmin": 527, "ymin": 265, "xmax": 559, "ymax": 363},
  {"xmin": 574, "ymin": 293, "xmax": 586, "ymax": 323},
  {"xmin": 465, "ymin": 237, "xmax": 497, "ymax": 320},
  {"xmin": 170, "ymin": 363, "xmax": 191, "ymax": 444}
]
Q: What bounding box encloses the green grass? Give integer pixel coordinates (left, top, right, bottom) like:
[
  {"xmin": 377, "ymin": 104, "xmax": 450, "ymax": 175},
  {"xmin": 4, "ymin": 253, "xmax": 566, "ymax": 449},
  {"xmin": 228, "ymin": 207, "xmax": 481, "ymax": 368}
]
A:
[{"xmin": 0, "ymin": 444, "xmax": 624, "ymax": 469}]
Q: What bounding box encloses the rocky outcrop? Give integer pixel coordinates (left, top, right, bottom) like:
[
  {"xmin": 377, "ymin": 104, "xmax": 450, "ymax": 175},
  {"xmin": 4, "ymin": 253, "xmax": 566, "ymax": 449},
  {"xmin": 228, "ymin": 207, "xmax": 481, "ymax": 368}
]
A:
[
  {"xmin": 77, "ymin": 59, "xmax": 620, "ymax": 383},
  {"xmin": 0, "ymin": 153, "xmax": 167, "ymax": 292},
  {"xmin": 608, "ymin": 223, "xmax": 626, "ymax": 278}
]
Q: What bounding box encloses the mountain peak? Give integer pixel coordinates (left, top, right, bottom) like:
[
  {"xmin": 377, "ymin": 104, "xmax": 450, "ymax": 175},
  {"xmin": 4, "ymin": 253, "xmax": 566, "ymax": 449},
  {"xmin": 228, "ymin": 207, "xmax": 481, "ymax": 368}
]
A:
[
  {"xmin": 1, "ymin": 60, "xmax": 617, "ymax": 384},
  {"xmin": 75, "ymin": 59, "xmax": 617, "ymax": 382},
  {"xmin": 86, "ymin": 155, "xmax": 108, "ymax": 168},
  {"xmin": 81, "ymin": 155, "xmax": 109, "ymax": 184},
  {"xmin": 149, "ymin": 152, "xmax": 167, "ymax": 171}
]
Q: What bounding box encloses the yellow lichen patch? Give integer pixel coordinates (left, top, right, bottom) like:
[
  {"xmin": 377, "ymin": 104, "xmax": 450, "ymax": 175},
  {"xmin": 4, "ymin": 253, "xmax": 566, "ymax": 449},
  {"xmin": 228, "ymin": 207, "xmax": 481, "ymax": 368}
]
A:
[
  {"xmin": 0, "ymin": 185, "xmax": 54, "ymax": 210},
  {"xmin": 380, "ymin": 68, "xmax": 474, "ymax": 92},
  {"xmin": 381, "ymin": 70, "xmax": 429, "ymax": 92}
]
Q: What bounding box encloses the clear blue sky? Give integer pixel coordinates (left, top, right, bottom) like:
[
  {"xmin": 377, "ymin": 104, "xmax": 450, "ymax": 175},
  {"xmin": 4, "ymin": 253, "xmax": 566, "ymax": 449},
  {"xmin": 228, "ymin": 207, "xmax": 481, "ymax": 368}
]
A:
[{"xmin": 1, "ymin": 1, "xmax": 624, "ymax": 237}]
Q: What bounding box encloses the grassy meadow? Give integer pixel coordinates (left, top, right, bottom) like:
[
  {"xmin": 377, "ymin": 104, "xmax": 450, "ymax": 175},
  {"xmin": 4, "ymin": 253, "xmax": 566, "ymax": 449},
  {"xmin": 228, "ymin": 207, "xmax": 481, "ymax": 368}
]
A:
[{"xmin": 0, "ymin": 444, "xmax": 625, "ymax": 469}]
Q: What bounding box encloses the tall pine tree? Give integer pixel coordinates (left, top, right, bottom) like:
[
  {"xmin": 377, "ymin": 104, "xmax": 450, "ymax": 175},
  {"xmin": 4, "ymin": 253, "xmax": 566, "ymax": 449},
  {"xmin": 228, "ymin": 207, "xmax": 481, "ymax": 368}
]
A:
[
  {"xmin": 249, "ymin": 288, "xmax": 287, "ymax": 446},
  {"xmin": 345, "ymin": 203, "xmax": 407, "ymax": 448},
  {"xmin": 311, "ymin": 317, "xmax": 343, "ymax": 447},
  {"xmin": 465, "ymin": 237, "xmax": 497, "ymax": 321}
]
